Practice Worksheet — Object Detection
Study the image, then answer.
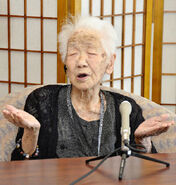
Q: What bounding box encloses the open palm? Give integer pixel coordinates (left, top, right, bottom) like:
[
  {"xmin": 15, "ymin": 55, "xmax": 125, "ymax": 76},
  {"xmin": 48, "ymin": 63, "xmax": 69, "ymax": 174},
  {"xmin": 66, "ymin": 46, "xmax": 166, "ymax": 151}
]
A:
[
  {"xmin": 135, "ymin": 114, "xmax": 174, "ymax": 139},
  {"xmin": 2, "ymin": 105, "xmax": 40, "ymax": 130}
]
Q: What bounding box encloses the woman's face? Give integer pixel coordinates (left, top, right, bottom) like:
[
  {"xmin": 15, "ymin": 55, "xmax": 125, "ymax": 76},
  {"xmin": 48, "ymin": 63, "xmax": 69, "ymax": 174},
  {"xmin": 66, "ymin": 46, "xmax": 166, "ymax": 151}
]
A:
[{"xmin": 65, "ymin": 29, "xmax": 114, "ymax": 91}]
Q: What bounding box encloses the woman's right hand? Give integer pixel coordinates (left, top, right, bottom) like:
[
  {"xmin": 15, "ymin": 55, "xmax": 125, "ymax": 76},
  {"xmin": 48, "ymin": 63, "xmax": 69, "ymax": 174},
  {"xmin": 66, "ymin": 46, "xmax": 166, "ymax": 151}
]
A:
[{"xmin": 2, "ymin": 104, "xmax": 40, "ymax": 131}]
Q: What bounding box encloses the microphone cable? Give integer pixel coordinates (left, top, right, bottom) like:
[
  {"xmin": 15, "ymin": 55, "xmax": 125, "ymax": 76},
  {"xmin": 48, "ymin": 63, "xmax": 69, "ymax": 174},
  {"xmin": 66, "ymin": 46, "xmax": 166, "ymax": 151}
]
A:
[
  {"xmin": 69, "ymin": 142, "xmax": 147, "ymax": 185},
  {"xmin": 124, "ymin": 140, "xmax": 147, "ymax": 153},
  {"xmin": 69, "ymin": 147, "xmax": 121, "ymax": 185}
]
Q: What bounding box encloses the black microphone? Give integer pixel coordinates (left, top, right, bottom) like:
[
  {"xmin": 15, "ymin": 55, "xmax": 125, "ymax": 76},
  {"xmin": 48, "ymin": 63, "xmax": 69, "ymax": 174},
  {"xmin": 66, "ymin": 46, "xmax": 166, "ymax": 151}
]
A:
[{"xmin": 119, "ymin": 101, "xmax": 132, "ymax": 150}]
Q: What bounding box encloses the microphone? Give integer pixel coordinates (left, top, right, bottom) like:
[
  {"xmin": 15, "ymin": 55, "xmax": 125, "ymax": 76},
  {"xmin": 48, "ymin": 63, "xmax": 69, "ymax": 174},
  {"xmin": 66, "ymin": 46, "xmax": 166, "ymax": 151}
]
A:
[{"xmin": 119, "ymin": 101, "xmax": 132, "ymax": 150}]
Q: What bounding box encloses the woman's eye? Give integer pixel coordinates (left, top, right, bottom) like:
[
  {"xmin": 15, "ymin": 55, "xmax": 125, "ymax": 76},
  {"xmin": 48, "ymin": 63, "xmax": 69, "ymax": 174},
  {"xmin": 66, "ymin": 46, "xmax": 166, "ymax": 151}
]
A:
[
  {"xmin": 68, "ymin": 53, "xmax": 77, "ymax": 56},
  {"xmin": 88, "ymin": 52, "xmax": 97, "ymax": 56}
]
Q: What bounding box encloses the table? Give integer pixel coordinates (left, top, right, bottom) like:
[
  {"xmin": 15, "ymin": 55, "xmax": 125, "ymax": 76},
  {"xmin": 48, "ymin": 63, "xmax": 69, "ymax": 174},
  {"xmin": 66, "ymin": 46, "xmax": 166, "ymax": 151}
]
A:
[{"xmin": 0, "ymin": 153, "xmax": 175, "ymax": 185}]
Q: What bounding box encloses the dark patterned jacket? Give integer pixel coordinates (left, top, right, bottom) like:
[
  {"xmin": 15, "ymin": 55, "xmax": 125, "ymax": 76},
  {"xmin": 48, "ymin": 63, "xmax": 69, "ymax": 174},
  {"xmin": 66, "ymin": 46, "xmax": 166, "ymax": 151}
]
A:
[{"xmin": 11, "ymin": 85, "xmax": 156, "ymax": 160}]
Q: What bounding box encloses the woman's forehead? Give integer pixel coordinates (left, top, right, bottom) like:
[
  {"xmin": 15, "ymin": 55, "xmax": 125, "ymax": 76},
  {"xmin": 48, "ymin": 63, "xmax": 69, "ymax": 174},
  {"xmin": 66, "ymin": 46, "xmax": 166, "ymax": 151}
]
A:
[{"xmin": 68, "ymin": 29, "xmax": 103, "ymax": 49}]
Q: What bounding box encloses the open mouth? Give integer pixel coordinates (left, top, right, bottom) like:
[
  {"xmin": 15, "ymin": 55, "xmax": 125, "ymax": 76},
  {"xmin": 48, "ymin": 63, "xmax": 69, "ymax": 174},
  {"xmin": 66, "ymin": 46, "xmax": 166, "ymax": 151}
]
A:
[
  {"xmin": 77, "ymin": 73, "xmax": 89, "ymax": 80},
  {"xmin": 77, "ymin": 73, "xmax": 88, "ymax": 78}
]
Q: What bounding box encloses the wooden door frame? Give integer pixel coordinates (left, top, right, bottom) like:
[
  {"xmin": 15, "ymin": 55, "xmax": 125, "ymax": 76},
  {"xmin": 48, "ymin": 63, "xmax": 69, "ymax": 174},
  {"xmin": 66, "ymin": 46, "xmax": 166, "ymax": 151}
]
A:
[
  {"xmin": 57, "ymin": 0, "xmax": 81, "ymax": 83},
  {"xmin": 152, "ymin": 0, "xmax": 164, "ymax": 103}
]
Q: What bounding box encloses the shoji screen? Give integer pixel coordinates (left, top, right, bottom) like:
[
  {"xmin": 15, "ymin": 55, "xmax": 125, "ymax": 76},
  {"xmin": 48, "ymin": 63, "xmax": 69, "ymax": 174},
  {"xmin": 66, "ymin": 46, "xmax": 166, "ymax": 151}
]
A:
[
  {"xmin": 81, "ymin": 0, "xmax": 146, "ymax": 96},
  {"xmin": 0, "ymin": 0, "xmax": 58, "ymax": 98},
  {"xmin": 161, "ymin": 0, "xmax": 176, "ymax": 113}
]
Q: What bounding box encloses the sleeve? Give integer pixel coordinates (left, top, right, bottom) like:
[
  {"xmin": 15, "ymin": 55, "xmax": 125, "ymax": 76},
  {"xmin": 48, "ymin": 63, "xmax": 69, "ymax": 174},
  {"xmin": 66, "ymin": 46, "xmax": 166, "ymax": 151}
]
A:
[
  {"xmin": 129, "ymin": 99, "xmax": 157, "ymax": 153},
  {"xmin": 11, "ymin": 90, "xmax": 40, "ymax": 160}
]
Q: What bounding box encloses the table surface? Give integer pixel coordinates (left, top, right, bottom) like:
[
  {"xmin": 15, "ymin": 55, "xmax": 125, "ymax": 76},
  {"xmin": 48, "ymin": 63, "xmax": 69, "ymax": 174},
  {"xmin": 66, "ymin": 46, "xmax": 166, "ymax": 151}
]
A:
[{"xmin": 0, "ymin": 153, "xmax": 175, "ymax": 185}]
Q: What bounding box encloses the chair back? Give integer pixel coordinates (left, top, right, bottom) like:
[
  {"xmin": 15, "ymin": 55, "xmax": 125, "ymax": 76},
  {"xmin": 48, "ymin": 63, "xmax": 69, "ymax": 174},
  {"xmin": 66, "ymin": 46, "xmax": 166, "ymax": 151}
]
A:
[{"xmin": 0, "ymin": 84, "xmax": 175, "ymax": 161}]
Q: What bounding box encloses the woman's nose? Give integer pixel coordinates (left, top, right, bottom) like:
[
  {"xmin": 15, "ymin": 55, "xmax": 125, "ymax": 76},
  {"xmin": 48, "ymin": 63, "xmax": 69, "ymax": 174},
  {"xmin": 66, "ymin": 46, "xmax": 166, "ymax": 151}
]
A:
[{"xmin": 76, "ymin": 53, "xmax": 88, "ymax": 68}]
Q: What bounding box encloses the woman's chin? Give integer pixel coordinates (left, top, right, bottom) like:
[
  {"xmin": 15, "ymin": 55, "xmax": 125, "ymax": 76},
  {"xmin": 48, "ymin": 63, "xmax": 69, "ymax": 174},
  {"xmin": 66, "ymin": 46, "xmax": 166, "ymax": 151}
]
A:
[{"xmin": 72, "ymin": 83, "xmax": 99, "ymax": 92}]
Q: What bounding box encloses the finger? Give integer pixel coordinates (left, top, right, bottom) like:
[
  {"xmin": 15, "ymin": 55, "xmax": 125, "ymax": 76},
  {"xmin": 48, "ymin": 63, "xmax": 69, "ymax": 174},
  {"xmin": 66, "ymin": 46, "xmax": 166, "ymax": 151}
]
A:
[
  {"xmin": 151, "ymin": 114, "xmax": 169, "ymax": 122},
  {"xmin": 160, "ymin": 120, "xmax": 174, "ymax": 128},
  {"xmin": 12, "ymin": 111, "xmax": 21, "ymax": 124},
  {"xmin": 136, "ymin": 122, "xmax": 166, "ymax": 137},
  {"xmin": 149, "ymin": 121, "xmax": 173, "ymax": 135},
  {"xmin": 153, "ymin": 126, "xmax": 169, "ymax": 136},
  {"xmin": 15, "ymin": 111, "xmax": 29, "ymax": 129},
  {"xmin": 3, "ymin": 109, "xmax": 25, "ymax": 128},
  {"xmin": 2, "ymin": 110, "xmax": 16, "ymax": 124},
  {"xmin": 4, "ymin": 104, "xmax": 18, "ymax": 112}
]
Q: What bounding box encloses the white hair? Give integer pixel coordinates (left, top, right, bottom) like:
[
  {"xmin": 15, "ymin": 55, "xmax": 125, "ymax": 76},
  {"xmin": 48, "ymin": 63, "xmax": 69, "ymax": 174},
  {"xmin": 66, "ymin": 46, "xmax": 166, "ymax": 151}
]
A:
[{"xmin": 58, "ymin": 16, "xmax": 118, "ymax": 63}]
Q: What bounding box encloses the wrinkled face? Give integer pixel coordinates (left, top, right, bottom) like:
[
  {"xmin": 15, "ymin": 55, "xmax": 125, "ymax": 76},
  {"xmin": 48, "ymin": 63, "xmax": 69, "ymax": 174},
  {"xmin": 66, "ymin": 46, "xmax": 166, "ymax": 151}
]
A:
[{"xmin": 65, "ymin": 29, "xmax": 113, "ymax": 91}]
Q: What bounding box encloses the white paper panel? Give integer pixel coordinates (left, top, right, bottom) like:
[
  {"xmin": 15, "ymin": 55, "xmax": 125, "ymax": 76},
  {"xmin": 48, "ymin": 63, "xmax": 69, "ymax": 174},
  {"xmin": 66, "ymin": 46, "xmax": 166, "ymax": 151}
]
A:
[
  {"xmin": 102, "ymin": 81, "xmax": 110, "ymax": 87},
  {"xmin": 27, "ymin": 53, "xmax": 41, "ymax": 83},
  {"xmin": 113, "ymin": 49, "xmax": 121, "ymax": 78},
  {"xmin": 133, "ymin": 76, "xmax": 141, "ymax": 96},
  {"xmin": 11, "ymin": 18, "xmax": 24, "ymax": 49},
  {"xmin": 135, "ymin": 14, "xmax": 143, "ymax": 44},
  {"xmin": 126, "ymin": 0, "xmax": 133, "ymax": 13},
  {"xmin": 104, "ymin": 0, "xmax": 112, "ymax": 15},
  {"xmin": 0, "ymin": 50, "xmax": 8, "ymax": 80},
  {"xmin": 10, "ymin": 0, "xmax": 24, "ymax": 15},
  {"xmin": 124, "ymin": 78, "xmax": 131, "ymax": 92},
  {"xmin": 113, "ymin": 80, "xmax": 121, "ymax": 89},
  {"xmin": 162, "ymin": 45, "xmax": 176, "ymax": 73},
  {"xmin": 164, "ymin": 0, "xmax": 176, "ymax": 10},
  {"xmin": 0, "ymin": 17, "xmax": 8, "ymax": 48},
  {"xmin": 11, "ymin": 51, "xmax": 24, "ymax": 82},
  {"xmin": 114, "ymin": 0, "xmax": 123, "ymax": 14},
  {"xmin": 92, "ymin": 0, "xmax": 101, "ymax": 16},
  {"xmin": 43, "ymin": 19, "xmax": 57, "ymax": 51},
  {"xmin": 27, "ymin": 19, "xmax": 41, "ymax": 50},
  {"xmin": 43, "ymin": 0, "xmax": 57, "ymax": 17},
  {"xmin": 102, "ymin": 72, "xmax": 110, "ymax": 82},
  {"xmin": 136, "ymin": 0, "xmax": 144, "ymax": 12},
  {"xmin": 161, "ymin": 76, "xmax": 176, "ymax": 104},
  {"xmin": 43, "ymin": 54, "xmax": 57, "ymax": 84},
  {"xmin": 163, "ymin": 14, "xmax": 176, "ymax": 42},
  {"xmin": 0, "ymin": 83, "xmax": 8, "ymax": 98},
  {"xmin": 81, "ymin": 0, "xmax": 89, "ymax": 16},
  {"xmin": 124, "ymin": 47, "xmax": 132, "ymax": 76},
  {"xmin": 125, "ymin": 15, "xmax": 132, "ymax": 45},
  {"xmin": 11, "ymin": 84, "xmax": 24, "ymax": 93},
  {"xmin": 27, "ymin": 0, "xmax": 40, "ymax": 16},
  {"xmin": 114, "ymin": 16, "xmax": 122, "ymax": 47},
  {"xmin": 134, "ymin": 46, "xmax": 142, "ymax": 75},
  {"xmin": 0, "ymin": 0, "xmax": 7, "ymax": 14},
  {"xmin": 103, "ymin": 17, "xmax": 111, "ymax": 25}
]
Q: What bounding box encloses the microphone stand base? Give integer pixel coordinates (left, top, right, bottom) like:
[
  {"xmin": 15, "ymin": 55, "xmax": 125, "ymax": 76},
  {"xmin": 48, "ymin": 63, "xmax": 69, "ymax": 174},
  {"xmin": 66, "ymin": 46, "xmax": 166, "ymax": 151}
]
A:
[{"xmin": 85, "ymin": 149, "xmax": 170, "ymax": 180}]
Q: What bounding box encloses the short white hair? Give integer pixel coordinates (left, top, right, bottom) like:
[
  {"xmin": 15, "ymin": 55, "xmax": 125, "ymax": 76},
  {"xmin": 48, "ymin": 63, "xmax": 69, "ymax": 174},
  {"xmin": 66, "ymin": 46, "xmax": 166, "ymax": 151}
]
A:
[{"xmin": 58, "ymin": 16, "xmax": 118, "ymax": 63}]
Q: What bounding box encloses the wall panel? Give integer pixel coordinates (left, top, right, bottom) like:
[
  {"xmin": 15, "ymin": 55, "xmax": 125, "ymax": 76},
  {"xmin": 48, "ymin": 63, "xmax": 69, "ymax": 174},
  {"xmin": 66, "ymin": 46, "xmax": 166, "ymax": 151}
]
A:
[
  {"xmin": 10, "ymin": 18, "xmax": 24, "ymax": 49},
  {"xmin": 27, "ymin": 53, "xmax": 41, "ymax": 83},
  {"xmin": 152, "ymin": 0, "xmax": 176, "ymax": 113},
  {"xmin": 11, "ymin": 51, "xmax": 24, "ymax": 82},
  {"xmin": 0, "ymin": 51, "xmax": 8, "ymax": 81},
  {"xmin": 0, "ymin": 0, "xmax": 60, "ymax": 98},
  {"xmin": 27, "ymin": 19, "xmax": 41, "ymax": 50},
  {"xmin": 0, "ymin": 18, "xmax": 8, "ymax": 48},
  {"xmin": 80, "ymin": 0, "xmax": 147, "ymax": 96}
]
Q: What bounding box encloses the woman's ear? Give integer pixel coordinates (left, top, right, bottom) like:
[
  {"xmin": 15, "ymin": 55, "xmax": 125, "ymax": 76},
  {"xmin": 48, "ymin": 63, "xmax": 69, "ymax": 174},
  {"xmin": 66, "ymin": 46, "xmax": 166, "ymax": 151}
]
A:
[
  {"xmin": 106, "ymin": 54, "xmax": 116, "ymax": 75},
  {"xmin": 64, "ymin": 65, "xmax": 67, "ymax": 73}
]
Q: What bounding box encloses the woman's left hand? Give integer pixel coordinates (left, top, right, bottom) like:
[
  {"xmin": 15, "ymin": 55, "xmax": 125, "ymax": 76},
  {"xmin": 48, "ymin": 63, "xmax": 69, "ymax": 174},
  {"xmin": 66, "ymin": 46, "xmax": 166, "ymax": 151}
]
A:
[{"xmin": 134, "ymin": 114, "xmax": 174, "ymax": 139}]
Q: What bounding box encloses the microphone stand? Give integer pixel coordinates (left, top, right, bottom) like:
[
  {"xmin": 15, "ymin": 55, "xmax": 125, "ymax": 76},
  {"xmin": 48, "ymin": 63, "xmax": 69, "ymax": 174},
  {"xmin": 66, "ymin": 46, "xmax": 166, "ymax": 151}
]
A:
[{"xmin": 85, "ymin": 142, "xmax": 170, "ymax": 180}]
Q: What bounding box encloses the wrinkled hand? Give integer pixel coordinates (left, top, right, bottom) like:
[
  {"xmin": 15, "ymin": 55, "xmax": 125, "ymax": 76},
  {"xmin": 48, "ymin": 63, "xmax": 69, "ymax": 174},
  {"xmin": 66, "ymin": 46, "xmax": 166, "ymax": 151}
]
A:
[
  {"xmin": 135, "ymin": 114, "xmax": 174, "ymax": 139},
  {"xmin": 2, "ymin": 105, "xmax": 40, "ymax": 130}
]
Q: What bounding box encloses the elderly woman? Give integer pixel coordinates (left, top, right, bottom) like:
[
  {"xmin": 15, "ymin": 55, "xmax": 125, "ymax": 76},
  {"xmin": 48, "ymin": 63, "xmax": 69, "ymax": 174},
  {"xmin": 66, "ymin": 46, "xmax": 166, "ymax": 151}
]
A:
[{"xmin": 3, "ymin": 16, "xmax": 173, "ymax": 160}]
